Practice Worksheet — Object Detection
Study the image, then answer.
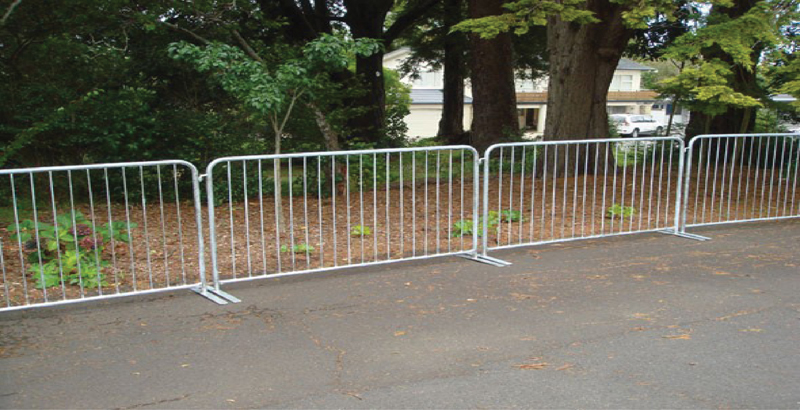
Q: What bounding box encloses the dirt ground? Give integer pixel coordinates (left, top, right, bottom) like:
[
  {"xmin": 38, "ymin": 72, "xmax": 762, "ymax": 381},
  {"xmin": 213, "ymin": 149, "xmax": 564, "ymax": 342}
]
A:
[{"xmin": 1, "ymin": 163, "xmax": 798, "ymax": 308}]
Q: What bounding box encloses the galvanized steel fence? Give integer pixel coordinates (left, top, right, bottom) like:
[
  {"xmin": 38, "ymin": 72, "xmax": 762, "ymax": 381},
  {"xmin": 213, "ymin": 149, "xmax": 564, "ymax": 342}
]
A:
[
  {"xmin": 0, "ymin": 160, "xmax": 207, "ymax": 311},
  {"xmin": 203, "ymin": 146, "xmax": 484, "ymax": 292},
  {"xmin": 1, "ymin": 134, "xmax": 798, "ymax": 312},
  {"xmin": 481, "ymin": 137, "xmax": 685, "ymax": 253},
  {"xmin": 681, "ymin": 133, "xmax": 800, "ymax": 234}
]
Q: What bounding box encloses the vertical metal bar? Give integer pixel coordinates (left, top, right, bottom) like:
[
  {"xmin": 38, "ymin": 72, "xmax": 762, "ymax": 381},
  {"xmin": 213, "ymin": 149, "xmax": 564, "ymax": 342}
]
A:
[
  {"xmin": 303, "ymin": 157, "xmax": 311, "ymax": 268},
  {"xmin": 752, "ymin": 137, "xmax": 763, "ymax": 219},
  {"xmin": 10, "ymin": 176, "xmax": 30, "ymax": 305},
  {"xmin": 274, "ymin": 159, "xmax": 283, "ymax": 272},
  {"xmin": 561, "ymin": 144, "xmax": 569, "ymax": 238},
  {"xmin": 227, "ymin": 163, "xmax": 237, "ymax": 278},
  {"xmin": 258, "ymin": 160, "xmax": 268, "ymax": 274},
  {"xmin": 758, "ymin": 137, "xmax": 770, "ymax": 217},
  {"xmin": 188, "ymin": 163, "xmax": 206, "ymax": 291},
  {"xmin": 497, "ymin": 148, "xmax": 503, "ymax": 245},
  {"xmin": 330, "ymin": 157, "xmax": 337, "ymax": 268},
  {"xmin": 551, "ymin": 145, "xmax": 558, "ymax": 240},
  {"xmin": 781, "ymin": 138, "xmax": 793, "ymax": 217},
  {"xmin": 618, "ymin": 143, "xmax": 628, "ymax": 233},
  {"xmin": 717, "ymin": 138, "xmax": 729, "ymax": 223},
  {"xmin": 138, "ymin": 167, "xmax": 153, "ymax": 289},
  {"xmin": 471, "ymin": 149, "xmax": 479, "ymax": 255},
  {"xmin": 681, "ymin": 140, "xmax": 694, "ymax": 232},
  {"xmin": 701, "ymin": 139, "xmax": 713, "ymax": 224},
  {"xmin": 572, "ymin": 143, "xmax": 580, "ymax": 238},
  {"xmin": 411, "ymin": 152, "xmax": 417, "ymax": 256},
  {"xmin": 386, "ymin": 153, "xmax": 391, "ymax": 259},
  {"xmin": 242, "ymin": 161, "xmax": 253, "ymax": 276},
  {"xmin": 790, "ymin": 136, "xmax": 800, "ymax": 215},
  {"xmin": 540, "ymin": 145, "xmax": 549, "ymax": 242},
  {"xmin": 359, "ymin": 155, "xmax": 365, "ymax": 263},
  {"xmin": 47, "ymin": 172, "xmax": 66, "ymax": 297},
  {"xmin": 448, "ymin": 150, "xmax": 453, "ymax": 251},
  {"xmin": 775, "ymin": 137, "xmax": 788, "ymax": 217},
  {"xmin": 628, "ymin": 142, "xmax": 637, "ymax": 232},
  {"xmin": 637, "ymin": 142, "xmax": 648, "ymax": 231},
  {"xmin": 86, "ymin": 170, "xmax": 104, "ymax": 294},
  {"xmin": 581, "ymin": 143, "xmax": 589, "ymax": 237},
  {"xmin": 155, "ymin": 166, "xmax": 169, "ymax": 287},
  {"xmin": 288, "ymin": 158, "xmax": 297, "ymax": 270},
  {"xmin": 374, "ymin": 153, "xmax": 379, "ymax": 261},
  {"xmin": 692, "ymin": 139, "xmax": 704, "ymax": 225},
  {"xmin": 647, "ymin": 140, "xmax": 657, "ymax": 230},
  {"xmin": 172, "ymin": 166, "xmax": 187, "ymax": 285},
  {"xmin": 767, "ymin": 137, "xmax": 779, "ymax": 217},
  {"xmin": 519, "ymin": 146, "xmax": 527, "ymax": 243},
  {"xmin": 738, "ymin": 137, "xmax": 752, "ymax": 221},
  {"xmin": 601, "ymin": 143, "xmax": 609, "ymax": 234},
  {"xmin": 67, "ymin": 170, "xmax": 85, "ymax": 297},
  {"xmin": 529, "ymin": 146, "xmax": 538, "ymax": 242},
  {"xmin": 591, "ymin": 143, "xmax": 600, "ymax": 236},
  {"xmin": 425, "ymin": 151, "xmax": 429, "ymax": 255},
  {"xmin": 656, "ymin": 140, "xmax": 666, "ymax": 228},
  {"xmin": 0, "ymin": 239, "xmax": 8, "ymax": 307},
  {"xmin": 436, "ymin": 151, "xmax": 441, "ymax": 253},
  {"xmin": 318, "ymin": 157, "xmax": 324, "ymax": 268},
  {"xmin": 727, "ymin": 138, "xmax": 739, "ymax": 220},
  {"xmin": 673, "ymin": 138, "xmax": 685, "ymax": 233},
  {"xmin": 399, "ymin": 153, "xmax": 404, "ymax": 257},
  {"xmin": 482, "ymin": 149, "xmax": 490, "ymax": 254},
  {"xmin": 205, "ymin": 163, "xmax": 220, "ymax": 289},
  {"xmin": 121, "ymin": 168, "xmax": 137, "ymax": 290},
  {"xmin": 508, "ymin": 147, "xmax": 515, "ymax": 246},
  {"xmin": 609, "ymin": 143, "xmax": 618, "ymax": 233},
  {"xmin": 665, "ymin": 141, "xmax": 675, "ymax": 229},
  {"xmin": 460, "ymin": 150, "xmax": 465, "ymax": 250},
  {"xmin": 104, "ymin": 169, "xmax": 120, "ymax": 291}
]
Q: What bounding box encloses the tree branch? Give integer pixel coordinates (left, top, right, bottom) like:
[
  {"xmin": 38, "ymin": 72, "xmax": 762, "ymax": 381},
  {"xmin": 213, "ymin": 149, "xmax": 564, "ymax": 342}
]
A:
[
  {"xmin": 1, "ymin": 0, "xmax": 23, "ymax": 26},
  {"xmin": 160, "ymin": 21, "xmax": 210, "ymax": 44},
  {"xmin": 232, "ymin": 29, "xmax": 264, "ymax": 63},
  {"xmin": 383, "ymin": 0, "xmax": 439, "ymax": 44}
]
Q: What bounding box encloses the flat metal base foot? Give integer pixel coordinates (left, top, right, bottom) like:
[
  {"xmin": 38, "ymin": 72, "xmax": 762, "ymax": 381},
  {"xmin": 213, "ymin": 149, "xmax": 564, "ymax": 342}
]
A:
[
  {"xmin": 458, "ymin": 254, "xmax": 512, "ymax": 267},
  {"xmin": 192, "ymin": 286, "xmax": 242, "ymax": 305},
  {"xmin": 658, "ymin": 229, "xmax": 711, "ymax": 241}
]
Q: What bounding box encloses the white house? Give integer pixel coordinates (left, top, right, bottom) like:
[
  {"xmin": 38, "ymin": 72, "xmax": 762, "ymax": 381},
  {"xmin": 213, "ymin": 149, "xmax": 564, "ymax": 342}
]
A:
[{"xmin": 383, "ymin": 47, "xmax": 688, "ymax": 139}]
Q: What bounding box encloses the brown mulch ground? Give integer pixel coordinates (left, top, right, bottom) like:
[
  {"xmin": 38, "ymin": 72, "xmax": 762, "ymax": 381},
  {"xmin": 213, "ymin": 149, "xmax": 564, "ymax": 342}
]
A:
[{"xmin": 1, "ymin": 164, "xmax": 797, "ymax": 308}]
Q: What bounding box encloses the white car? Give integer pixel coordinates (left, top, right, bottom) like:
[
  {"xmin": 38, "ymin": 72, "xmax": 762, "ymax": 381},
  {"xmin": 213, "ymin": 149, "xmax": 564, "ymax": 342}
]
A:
[{"xmin": 610, "ymin": 114, "xmax": 664, "ymax": 137}]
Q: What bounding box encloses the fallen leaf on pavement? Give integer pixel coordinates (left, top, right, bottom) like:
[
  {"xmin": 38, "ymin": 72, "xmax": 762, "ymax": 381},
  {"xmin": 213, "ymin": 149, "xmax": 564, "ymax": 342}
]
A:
[
  {"xmin": 515, "ymin": 363, "xmax": 548, "ymax": 370},
  {"xmin": 662, "ymin": 334, "xmax": 691, "ymax": 340}
]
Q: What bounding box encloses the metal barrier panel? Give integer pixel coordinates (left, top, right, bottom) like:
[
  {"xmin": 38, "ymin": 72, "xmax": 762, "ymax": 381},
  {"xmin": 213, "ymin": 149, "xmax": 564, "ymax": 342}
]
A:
[
  {"xmin": 0, "ymin": 161, "xmax": 206, "ymax": 311},
  {"xmin": 682, "ymin": 133, "xmax": 800, "ymax": 230},
  {"xmin": 205, "ymin": 146, "xmax": 480, "ymax": 286},
  {"xmin": 482, "ymin": 137, "xmax": 685, "ymax": 252}
]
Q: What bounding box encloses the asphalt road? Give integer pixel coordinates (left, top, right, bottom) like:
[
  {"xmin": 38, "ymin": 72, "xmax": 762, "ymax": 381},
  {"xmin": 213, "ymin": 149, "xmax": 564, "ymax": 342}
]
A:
[{"xmin": 1, "ymin": 220, "xmax": 798, "ymax": 409}]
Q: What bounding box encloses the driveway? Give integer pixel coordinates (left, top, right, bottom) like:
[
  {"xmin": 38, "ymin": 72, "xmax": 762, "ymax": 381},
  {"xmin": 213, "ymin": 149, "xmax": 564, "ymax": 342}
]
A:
[{"xmin": 1, "ymin": 220, "xmax": 798, "ymax": 409}]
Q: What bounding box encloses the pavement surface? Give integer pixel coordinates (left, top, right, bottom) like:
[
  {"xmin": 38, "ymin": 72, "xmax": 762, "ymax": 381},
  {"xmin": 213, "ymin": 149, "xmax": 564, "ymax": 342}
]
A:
[{"xmin": 1, "ymin": 220, "xmax": 799, "ymax": 409}]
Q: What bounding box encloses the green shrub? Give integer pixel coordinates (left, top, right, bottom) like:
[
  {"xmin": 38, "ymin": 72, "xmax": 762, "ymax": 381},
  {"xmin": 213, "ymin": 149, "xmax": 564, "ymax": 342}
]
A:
[{"xmin": 605, "ymin": 203, "xmax": 636, "ymax": 218}]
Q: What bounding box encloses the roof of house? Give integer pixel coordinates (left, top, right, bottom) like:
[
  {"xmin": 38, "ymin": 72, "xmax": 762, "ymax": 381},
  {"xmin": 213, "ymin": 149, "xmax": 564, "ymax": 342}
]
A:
[
  {"xmin": 617, "ymin": 58, "xmax": 655, "ymax": 71},
  {"xmin": 410, "ymin": 89, "xmax": 473, "ymax": 105}
]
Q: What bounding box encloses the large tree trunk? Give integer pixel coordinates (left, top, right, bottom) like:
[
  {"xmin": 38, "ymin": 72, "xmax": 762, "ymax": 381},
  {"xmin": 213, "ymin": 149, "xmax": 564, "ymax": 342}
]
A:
[
  {"xmin": 438, "ymin": 0, "xmax": 468, "ymax": 144},
  {"xmin": 344, "ymin": 0, "xmax": 394, "ymax": 146},
  {"xmin": 468, "ymin": 0, "xmax": 518, "ymax": 153},
  {"xmin": 544, "ymin": 0, "xmax": 633, "ymax": 175}
]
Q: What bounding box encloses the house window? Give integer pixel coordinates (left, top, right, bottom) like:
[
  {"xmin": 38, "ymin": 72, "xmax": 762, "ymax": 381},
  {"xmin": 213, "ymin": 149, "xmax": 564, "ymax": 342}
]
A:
[
  {"xmin": 610, "ymin": 74, "xmax": 634, "ymax": 91},
  {"xmin": 413, "ymin": 71, "xmax": 442, "ymax": 88}
]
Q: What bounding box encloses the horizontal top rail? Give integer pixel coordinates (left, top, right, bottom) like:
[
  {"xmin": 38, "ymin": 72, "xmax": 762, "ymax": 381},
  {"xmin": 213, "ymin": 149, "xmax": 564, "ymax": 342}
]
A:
[
  {"xmin": 484, "ymin": 136, "xmax": 683, "ymax": 152},
  {"xmin": 205, "ymin": 145, "xmax": 479, "ymax": 171},
  {"xmin": 0, "ymin": 159, "xmax": 199, "ymax": 176}
]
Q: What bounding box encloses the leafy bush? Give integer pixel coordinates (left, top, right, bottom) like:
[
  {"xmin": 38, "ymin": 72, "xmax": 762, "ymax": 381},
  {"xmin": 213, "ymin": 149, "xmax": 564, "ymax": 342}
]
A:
[
  {"xmin": 605, "ymin": 203, "xmax": 636, "ymax": 219},
  {"xmin": 280, "ymin": 243, "xmax": 315, "ymax": 254},
  {"xmin": 501, "ymin": 209, "xmax": 523, "ymax": 222},
  {"xmin": 8, "ymin": 212, "xmax": 136, "ymax": 289},
  {"xmin": 350, "ymin": 225, "xmax": 371, "ymax": 236}
]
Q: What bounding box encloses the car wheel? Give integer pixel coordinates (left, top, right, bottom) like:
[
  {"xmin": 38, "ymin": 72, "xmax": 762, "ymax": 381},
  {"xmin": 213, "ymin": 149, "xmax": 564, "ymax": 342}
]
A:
[
  {"xmin": 631, "ymin": 128, "xmax": 639, "ymax": 138},
  {"xmin": 656, "ymin": 126, "xmax": 664, "ymax": 136}
]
